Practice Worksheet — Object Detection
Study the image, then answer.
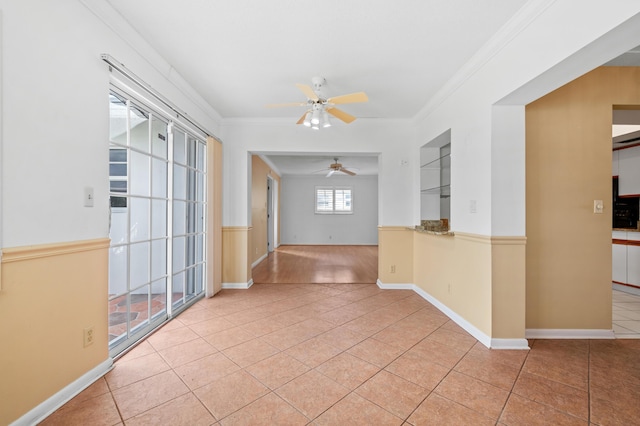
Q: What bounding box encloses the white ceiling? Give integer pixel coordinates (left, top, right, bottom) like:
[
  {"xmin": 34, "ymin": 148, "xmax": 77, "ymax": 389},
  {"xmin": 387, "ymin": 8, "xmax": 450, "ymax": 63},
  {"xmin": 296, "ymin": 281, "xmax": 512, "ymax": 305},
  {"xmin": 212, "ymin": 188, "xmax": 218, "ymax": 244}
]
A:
[
  {"xmin": 104, "ymin": 1, "xmax": 639, "ymax": 175},
  {"xmin": 106, "ymin": 0, "xmax": 528, "ymax": 122}
]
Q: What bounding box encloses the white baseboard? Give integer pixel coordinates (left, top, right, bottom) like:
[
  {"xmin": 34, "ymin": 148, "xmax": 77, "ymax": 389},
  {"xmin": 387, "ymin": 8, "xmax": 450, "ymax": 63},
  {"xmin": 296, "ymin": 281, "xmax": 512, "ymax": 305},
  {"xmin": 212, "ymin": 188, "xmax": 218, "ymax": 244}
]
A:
[
  {"xmin": 376, "ymin": 279, "xmax": 414, "ymax": 290},
  {"xmin": 251, "ymin": 253, "xmax": 268, "ymax": 268},
  {"xmin": 377, "ymin": 280, "xmax": 530, "ymax": 350},
  {"xmin": 222, "ymin": 279, "xmax": 254, "ymax": 289},
  {"xmin": 12, "ymin": 358, "xmax": 113, "ymax": 426},
  {"xmin": 490, "ymin": 338, "xmax": 530, "ymax": 350},
  {"xmin": 526, "ymin": 329, "xmax": 615, "ymax": 339},
  {"xmin": 613, "ymin": 283, "xmax": 640, "ymax": 297},
  {"xmin": 411, "ymin": 285, "xmax": 493, "ymax": 349}
]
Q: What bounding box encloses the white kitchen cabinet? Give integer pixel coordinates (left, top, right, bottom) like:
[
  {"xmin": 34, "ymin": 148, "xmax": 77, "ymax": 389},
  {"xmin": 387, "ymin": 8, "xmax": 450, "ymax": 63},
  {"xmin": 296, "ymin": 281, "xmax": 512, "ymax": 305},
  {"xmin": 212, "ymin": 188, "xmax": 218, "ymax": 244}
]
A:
[
  {"xmin": 613, "ymin": 149, "xmax": 619, "ymax": 176},
  {"xmin": 627, "ymin": 232, "xmax": 640, "ymax": 287},
  {"xmin": 627, "ymin": 245, "xmax": 640, "ymax": 286},
  {"xmin": 618, "ymin": 145, "xmax": 640, "ymax": 196},
  {"xmin": 613, "ymin": 242, "xmax": 628, "ymax": 284}
]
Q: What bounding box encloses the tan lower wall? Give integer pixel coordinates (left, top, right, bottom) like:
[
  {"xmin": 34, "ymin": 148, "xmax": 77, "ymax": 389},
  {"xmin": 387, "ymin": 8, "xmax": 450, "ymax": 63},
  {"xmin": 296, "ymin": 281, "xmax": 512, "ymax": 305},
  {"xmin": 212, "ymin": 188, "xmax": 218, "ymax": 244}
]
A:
[
  {"xmin": 222, "ymin": 227, "xmax": 251, "ymax": 284},
  {"xmin": 413, "ymin": 232, "xmax": 492, "ymax": 336},
  {"xmin": 491, "ymin": 237, "xmax": 526, "ymax": 339},
  {"xmin": 0, "ymin": 239, "xmax": 110, "ymax": 425},
  {"xmin": 377, "ymin": 227, "xmax": 413, "ymax": 283}
]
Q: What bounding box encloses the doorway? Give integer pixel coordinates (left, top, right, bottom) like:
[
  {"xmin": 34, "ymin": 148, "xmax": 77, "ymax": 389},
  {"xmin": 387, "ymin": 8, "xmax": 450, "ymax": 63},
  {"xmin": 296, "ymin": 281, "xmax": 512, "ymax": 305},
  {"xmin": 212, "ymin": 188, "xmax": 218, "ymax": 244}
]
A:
[{"xmin": 267, "ymin": 176, "xmax": 278, "ymax": 253}]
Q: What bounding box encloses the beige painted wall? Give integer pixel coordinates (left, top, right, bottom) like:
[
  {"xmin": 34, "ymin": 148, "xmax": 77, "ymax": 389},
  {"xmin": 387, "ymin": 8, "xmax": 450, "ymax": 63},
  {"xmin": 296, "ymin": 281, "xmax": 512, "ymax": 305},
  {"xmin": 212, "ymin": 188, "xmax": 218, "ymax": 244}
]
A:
[
  {"xmin": 491, "ymin": 237, "xmax": 526, "ymax": 338},
  {"xmin": 378, "ymin": 228, "xmax": 526, "ymax": 340},
  {"xmin": 526, "ymin": 66, "xmax": 640, "ymax": 329},
  {"xmin": 413, "ymin": 232, "xmax": 493, "ymax": 336},
  {"xmin": 377, "ymin": 227, "xmax": 413, "ymax": 283},
  {"xmin": 222, "ymin": 227, "xmax": 251, "ymax": 284},
  {"xmin": 251, "ymin": 156, "xmax": 281, "ymax": 265},
  {"xmin": 0, "ymin": 239, "xmax": 110, "ymax": 425}
]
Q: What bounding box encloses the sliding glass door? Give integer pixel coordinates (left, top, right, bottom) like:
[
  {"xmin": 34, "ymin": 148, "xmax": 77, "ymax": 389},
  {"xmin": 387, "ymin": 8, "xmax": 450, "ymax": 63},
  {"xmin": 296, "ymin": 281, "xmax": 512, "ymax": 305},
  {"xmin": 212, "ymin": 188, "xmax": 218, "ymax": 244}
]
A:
[{"xmin": 108, "ymin": 89, "xmax": 206, "ymax": 356}]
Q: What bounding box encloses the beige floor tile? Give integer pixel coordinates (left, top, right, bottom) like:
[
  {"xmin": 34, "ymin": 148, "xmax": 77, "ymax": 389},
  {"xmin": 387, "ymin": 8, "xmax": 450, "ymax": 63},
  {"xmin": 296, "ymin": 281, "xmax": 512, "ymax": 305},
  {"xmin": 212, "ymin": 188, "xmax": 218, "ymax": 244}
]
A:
[
  {"xmin": 372, "ymin": 322, "xmax": 431, "ymax": 350},
  {"xmin": 454, "ymin": 351, "xmax": 521, "ymax": 391},
  {"xmin": 355, "ymin": 370, "xmax": 429, "ymax": 419},
  {"xmin": 117, "ymin": 340, "xmax": 156, "ymax": 362},
  {"xmin": 125, "ymin": 392, "xmax": 215, "ymax": 425},
  {"xmin": 512, "ymin": 371, "xmax": 588, "ymax": 420},
  {"xmin": 112, "ymin": 370, "xmax": 189, "ymax": 420},
  {"xmin": 434, "ymin": 371, "xmax": 509, "ymax": 420},
  {"xmin": 105, "ymin": 352, "xmax": 171, "ymax": 390},
  {"xmin": 424, "ymin": 327, "xmax": 477, "ymax": 352},
  {"xmin": 385, "ymin": 350, "xmax": 450, "ymax": 390},
  {"xmin": 315, "ymin": 352, "xmax": 380, "ymax": 389},
  {"xmin": 285, "ymin": 337, "xmax": 343, "ymax": 368},
  {"xmin": 157, "ymin": 337, "xmax": 218, "ymax": 368},
  {"xmin": 146, "ymin": 325, "xmax": 200, "ymax": 351},
  {"xmin": 590, "ymin": 392, "xmax": 640, "ymax": 426},
  {"xmin": 72, "ymin": 377, "xmax": 111, "ymax": 404},
  {"xmin": 174, "ymin": 352, "xmax": 240, "ymax": 390},
  {"xmin": 406, "ymin": 339, "xmax": 467, "ymax": 369},
  {"xmin": 499, "ymin": 394, "xmax": 588, "ymax": 426},
  {"xmin": 195, "ymin": 370, "xmax": 270, "ymax": 420},
  {"xmin": 204, "ymin": 326, "xmax": 256, "ymax": 350},
  {"xmin": 175, "ymin": 306, "xmax": 221, "ymax": 325},
  {"xmin": 522, "ymin": 355, "xmax": 588, "ymax": 392},
  {"xmin": 245, "ymin": 352, "xmax": 310, "ymax": 389},
  {"xmin": 219, "ymin": 392, "xmax": 308, "ymax": 426},
  {"xmin": 407, "ymin": 393, "xmax": 495, "ymax": 426},
  {"xmin": 40, "ymin": 392, "xmax": 121, "ymax": 426},
  {"xmin": 314, "ymin": 325, "xmax": 367, "ymax": 351},
  {"xmin": 188, "ymin": 317, "xmax": 236, "ymax": 338},
  {"xmin": 346, "ymin": 338, "xmax": 405, "ymax": 368},
  {"xmin": 222, "ymin": 338, "xmax": 281, "ymax": 368},
  {"xmin": 314, "ymin": 392, "xmax": 402, "ymax": 426},
  {"xmin": 275, "ymin": 370, "xmax": 349, "ymax": 420}
]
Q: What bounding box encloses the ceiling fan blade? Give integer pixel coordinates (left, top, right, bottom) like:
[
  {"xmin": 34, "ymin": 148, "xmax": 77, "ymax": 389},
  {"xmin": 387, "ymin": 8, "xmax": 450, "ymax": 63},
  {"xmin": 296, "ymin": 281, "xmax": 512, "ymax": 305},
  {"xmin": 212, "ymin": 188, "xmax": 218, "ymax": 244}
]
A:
[
  {"xmin": 296, "ymin": 112, "xmax": 308, "ymax": 125},
  {"xmin": 326, "ymin": 107, "xmax": 356, "ymax": 124},
  {"xmin": 326, "ymin": 170, "xmax": 336, "ymax": 177},
  {"xmin": 266, "ymin": 102, "xmax": 307, "ymax": 108},
  {"xmin": 295, "ymin": 83, "xmax": 319, "ymax": 101},
  {"xmin": 340, "ymin": 168, "xmax": 356, "ymax": 176},
  {"xmin": 327, "ymin": 92, "xmax": 368, "ymax": 104}
]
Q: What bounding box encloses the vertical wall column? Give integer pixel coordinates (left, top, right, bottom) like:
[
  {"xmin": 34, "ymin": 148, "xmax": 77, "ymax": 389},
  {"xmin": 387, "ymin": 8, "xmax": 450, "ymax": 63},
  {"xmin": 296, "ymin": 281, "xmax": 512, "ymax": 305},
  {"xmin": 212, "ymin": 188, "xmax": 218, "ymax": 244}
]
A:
[{"xmin": 207, "ymin": 137, "xmax": 223, "ymax": 296}]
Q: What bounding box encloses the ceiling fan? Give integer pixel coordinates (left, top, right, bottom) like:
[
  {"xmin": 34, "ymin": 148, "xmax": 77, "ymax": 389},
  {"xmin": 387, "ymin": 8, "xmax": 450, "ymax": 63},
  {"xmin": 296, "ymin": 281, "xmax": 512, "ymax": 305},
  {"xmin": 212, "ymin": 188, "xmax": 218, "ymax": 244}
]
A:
[
  {"xmin": 266, "ymin": 77, "xmax": 368, "ymax": 128},
  {"xmin": 315, "ymin": 158, "xmax": 358, "ymax": 177}
]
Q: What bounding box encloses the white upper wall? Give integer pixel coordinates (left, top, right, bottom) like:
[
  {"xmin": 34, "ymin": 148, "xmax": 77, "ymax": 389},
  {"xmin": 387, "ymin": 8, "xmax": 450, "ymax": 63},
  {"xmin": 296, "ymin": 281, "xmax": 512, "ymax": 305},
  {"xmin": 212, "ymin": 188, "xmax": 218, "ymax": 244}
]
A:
[
  {"xmin": 0, "ymin": 0, "xmax": 221, "ymax": 247},
  {"xmin": 281, "ymin": 175, "xmax": 378, "ymax": 245},
  {"xmin": 221, "ymin": 120, "xmax": 415, "ymax": 227},
  {"xmin": 414, "ymin": 0, "xmax": 640, "ymax": 236}
]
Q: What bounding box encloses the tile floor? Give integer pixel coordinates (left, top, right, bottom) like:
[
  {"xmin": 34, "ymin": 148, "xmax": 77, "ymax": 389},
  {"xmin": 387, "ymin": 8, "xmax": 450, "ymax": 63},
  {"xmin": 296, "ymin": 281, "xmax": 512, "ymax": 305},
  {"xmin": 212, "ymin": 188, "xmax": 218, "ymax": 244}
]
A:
[
  {"xmin": 612, "ymin": 289, "xmax": 640, "ymax": 338},
  {"xmin": 42, "ymin": 284, "xmax": 640, "ymax": 425}
]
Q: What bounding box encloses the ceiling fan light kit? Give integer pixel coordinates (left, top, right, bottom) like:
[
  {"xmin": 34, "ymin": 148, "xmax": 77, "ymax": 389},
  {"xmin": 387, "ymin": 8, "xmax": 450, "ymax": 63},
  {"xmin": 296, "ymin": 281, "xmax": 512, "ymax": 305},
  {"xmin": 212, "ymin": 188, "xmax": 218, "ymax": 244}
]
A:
[{"xmin": 267, "ymin": 76, "xmax": 368, "ymax": 129}]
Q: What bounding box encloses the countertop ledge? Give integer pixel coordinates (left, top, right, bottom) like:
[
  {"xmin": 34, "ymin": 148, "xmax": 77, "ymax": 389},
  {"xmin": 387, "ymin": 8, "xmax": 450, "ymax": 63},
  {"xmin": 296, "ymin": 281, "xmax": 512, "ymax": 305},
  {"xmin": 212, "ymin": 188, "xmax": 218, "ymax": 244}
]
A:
[
  {"xmin": 409, "ymin": 227, "xmax": 455, "ymax": 236},
  {"xmin": 613, "ymin": 228, "xmax": 640, "ymax": 232}
]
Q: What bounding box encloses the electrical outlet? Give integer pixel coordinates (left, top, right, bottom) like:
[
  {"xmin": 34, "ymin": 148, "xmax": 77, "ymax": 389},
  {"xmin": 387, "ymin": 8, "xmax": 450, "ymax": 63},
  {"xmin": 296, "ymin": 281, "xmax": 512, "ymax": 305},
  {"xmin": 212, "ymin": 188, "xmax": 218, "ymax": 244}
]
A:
[
  {"xmin": 83, "ymin": 326, "xmax": 94, "ymax": 347},
  {"xmin": 390, "ymin": 265, "xmax": 396, "ymax": 273}
]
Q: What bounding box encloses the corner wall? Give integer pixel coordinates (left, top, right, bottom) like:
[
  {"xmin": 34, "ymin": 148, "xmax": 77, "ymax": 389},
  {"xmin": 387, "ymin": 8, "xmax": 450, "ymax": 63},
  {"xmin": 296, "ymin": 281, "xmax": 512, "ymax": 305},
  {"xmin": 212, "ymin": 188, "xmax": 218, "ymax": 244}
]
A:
[{"xmin": 526, "ymin": 66, "xmax": 640, "ymax": 331}]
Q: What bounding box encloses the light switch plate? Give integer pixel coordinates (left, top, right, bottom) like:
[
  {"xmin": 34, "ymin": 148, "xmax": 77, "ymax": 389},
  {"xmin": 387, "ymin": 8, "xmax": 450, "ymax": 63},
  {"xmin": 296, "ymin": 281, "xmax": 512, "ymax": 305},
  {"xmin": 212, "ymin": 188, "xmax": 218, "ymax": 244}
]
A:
[
  {"xmin": 594, "ymin": 200, "xmax": 604, "ymax": 214},
  {"xmin": 84, "ymin": 187, "xmax": 94, "ymax": 207}
]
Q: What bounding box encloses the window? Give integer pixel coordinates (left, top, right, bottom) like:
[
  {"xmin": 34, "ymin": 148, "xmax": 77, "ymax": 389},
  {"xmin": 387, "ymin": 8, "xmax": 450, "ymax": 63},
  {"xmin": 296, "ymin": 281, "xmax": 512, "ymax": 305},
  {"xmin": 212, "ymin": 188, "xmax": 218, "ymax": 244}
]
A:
[{"xmin": 315, "ymin": 186, "xmax": 352, "ymax": 214}]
